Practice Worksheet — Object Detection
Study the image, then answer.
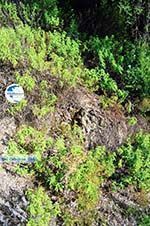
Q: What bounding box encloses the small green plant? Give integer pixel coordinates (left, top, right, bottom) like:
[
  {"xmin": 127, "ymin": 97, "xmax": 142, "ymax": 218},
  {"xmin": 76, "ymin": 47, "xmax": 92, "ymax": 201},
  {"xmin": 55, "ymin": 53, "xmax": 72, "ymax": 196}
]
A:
[
  {"xmin": 99, "ymin": 95, "xmax": 118, "ymax": 109},
  {"xmin": 16, "ymin": 71, "xmax": 36, "ymax": 92},
  {"xmin": 128, "ymin": 116, "xmax": 138, "ymax": 126},
  {"xmin": 0, "ymin": 2, "xmax": 22, "ymax": 27},
  {"xmin": 123, "ymin": 41, "xmax": 150, "ymax": 98},
  {"xmin": 26, "ymin": 186, "xmax": 60, "ymax": 226},
  {"xmin": 47, "ymin": 31, "xmax": 83, "ymax": 85},
  {"xmin": 32, "ymin": 80, "xmax": 58, "ymax": 118},
  {"xmin": 0, "ymin": 25, "xmax": 48, "ymax": 70},
  {"xmin": 68, "ymin": 146, "xmax": 115, "ymax": 212},
  {"xmin": 138, "ymin": 98, "xmax": 150, "ymax": 113},
  {"xmin": 87, "ymin": 36, "xmax": 123, "ymax": 73},
  {"xmin": 138, "ymin": 214, "xmax": 150, "ymax": 226},
  {"xmin": 8, "ymin": 125, "xmax": 53, "ymax": 160},
  {"xmin": 7, "ymin": 99, "xmax": 27, "ymax": 115},
  {"xmin": 113, "ymin": 132, "xmax": 150, "ymax": 190}
]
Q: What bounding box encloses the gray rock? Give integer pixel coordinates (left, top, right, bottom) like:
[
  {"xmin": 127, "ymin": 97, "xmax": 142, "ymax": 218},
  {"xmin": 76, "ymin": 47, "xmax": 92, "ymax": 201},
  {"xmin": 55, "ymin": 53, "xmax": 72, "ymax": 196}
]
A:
[
  {"xmin": 0, "ymin": 169, "xmax": 33, "ymax": 226},
  {"xmin": 55, "ymin": 87, "xmax": 128, "ymax": 150},
  {"xmin": 0, "ymin": 117, "xmax": 16, "ymax": 155}
]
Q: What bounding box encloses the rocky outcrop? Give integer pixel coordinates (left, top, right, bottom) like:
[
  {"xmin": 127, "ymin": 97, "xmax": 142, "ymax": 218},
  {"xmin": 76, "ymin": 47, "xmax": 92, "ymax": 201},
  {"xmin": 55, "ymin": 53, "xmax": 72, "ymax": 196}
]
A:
[
  {"xmin": 0, "ymin": 169, "xmax": 33, "ymax": 226},
  {"xmin": 0, "ymin": 117, "xmax": 16, "ymax": 154},
  {"xmin": 54, "ymin": 87, "xmax": 128, "ymax": 150}
]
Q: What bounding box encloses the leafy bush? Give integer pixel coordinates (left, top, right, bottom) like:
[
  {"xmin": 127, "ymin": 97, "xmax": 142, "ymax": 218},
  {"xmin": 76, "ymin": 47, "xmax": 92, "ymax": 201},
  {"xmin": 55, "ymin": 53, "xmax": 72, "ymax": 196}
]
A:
[
  {"xmin": 8, "ymin": 123, "xmax": 115, "ymax": 224},
  {"xmin": 0, "ymin": 24, "xmax": 83, "ymax": 85},
  {"xmin": 0, "ymin": 0, "xmax": 60, "ymax": 29},
  {"xmin": 1, "ymin": 1, "xmax": 150, "ymax": 225},
  {"xmin": 32, "ymin": 80, "xmax": 58, "ymax": 118},
  {"xmin": 7, "ymin": 99, "xmax": 27, "ymax": 115},
  {"xmin": 86, "ymin": 36, "xmax": 124, "ymax": 74},
  {"xmin": 83, "ymin": 35, "xmax": 150, "ymax": 98},
  {"xmin": 47, "ymin": 31, "xmax": 83, "ymax": 85},
  {"xmin": 16, "ymin": 71, "xmax": 36, "ymax": 92},
  {"xmin": 8, "ymin": 125, "xmax": 53, "ymax": 160},
  {"xmin": 0, "ymin": 25, "xmax": 47, "ymax": 70},
  {"xmin": 26, "ymin": 186, "xmax": 60, "ymax": 226},
  {"xmin": 68, "ymin": 146, "xmax": 115, "ymax": 210},
  {"xmin": 138, "ymin": 214, "xmax": 150, "ymax": 226},
  {"xmin": 7, "ymin": 122, "xmax": 150, "ymax": 224},
  {"xmin": 0, "ymin": 1, "xmax": 22, "ymax": 27},
  {"xmin": 123, "ymin": 41, "xmax": 150, "ymax": 98},
  {"xmin": 113, "ymin": 132, "xmax": 150, "ymax": 190}
]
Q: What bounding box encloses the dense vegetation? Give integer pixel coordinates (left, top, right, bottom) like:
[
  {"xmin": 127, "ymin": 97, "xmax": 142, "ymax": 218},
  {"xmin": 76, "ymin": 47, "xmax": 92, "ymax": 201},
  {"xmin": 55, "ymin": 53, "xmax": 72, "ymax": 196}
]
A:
[{"xmin": 0, "ymin": 0, "xmax": 149, "ymax": 225}]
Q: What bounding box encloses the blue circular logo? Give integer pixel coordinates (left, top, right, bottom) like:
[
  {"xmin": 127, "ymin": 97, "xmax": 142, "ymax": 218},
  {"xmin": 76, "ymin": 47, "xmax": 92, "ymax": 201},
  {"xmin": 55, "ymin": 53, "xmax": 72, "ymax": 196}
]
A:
[{"xmin": 5, "ymin": 84, "xmax": 25, "ymax": 103}]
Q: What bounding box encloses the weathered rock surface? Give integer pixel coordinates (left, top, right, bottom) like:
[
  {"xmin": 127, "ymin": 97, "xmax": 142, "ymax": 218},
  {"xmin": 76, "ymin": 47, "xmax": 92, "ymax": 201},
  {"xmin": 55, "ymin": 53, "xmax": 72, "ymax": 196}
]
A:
[
  {"xmin": 0, "ymin": 169, "xmax": 33, "ymax": 226},
  {"xmin": 96, "ymin": 189, "xmax": 150, "ymax": 226},
  {"xmin": 55, "ymin": 87, "xmax": 128, "ymax": 150},
  {"xmin": 0, "ymin": 117, "xmax": 16, "ymax": 155}
]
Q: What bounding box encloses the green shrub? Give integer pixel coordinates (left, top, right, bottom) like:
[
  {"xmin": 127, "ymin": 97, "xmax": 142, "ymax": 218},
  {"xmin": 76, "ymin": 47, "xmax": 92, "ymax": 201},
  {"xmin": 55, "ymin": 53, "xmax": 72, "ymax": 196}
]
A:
[
  {"xmin": 0, "ymin": 25, "xmax": 47, "ymax": 70},
  {"xmin": 68, "ymin": 146, "xmax": 115, "ymax": 211},
  {"xmin": 9, "ymin": 123, "xmax": 115, "ymax": 224},
  {"xmin": 128, "ymin": 116, "xmax": 138, "ymax": 126},
  {"xmin": 138, "ymin": 214, "xmax": 150, "ymax": 226},
  {"xmin": 16, "ymin": 71, "xmax": 36, "ymax": 92},
  {"xmin": 0, "ymin": 1, "xmax": 22, "ymax": 27},
  {"xmin": 0, "ymin": 0, "xmax": 60, "ymax": 29},
  {"xmin": 114, "ymin": 132, "xmax": 150, "ymax": 190},
  {"xmin": 123, "ymin": 41, "xmax": 150, "ymax": 98},
  {"xmin": 26, "ymin": 186, "xmax": 60, "ymax": 226},
  {"xmin": 7, "ymin": 99, "xmax": 27, "ymax": 115},
  {"xmin": 0, "ymin": 24, "xmax": 83, "ymax": 85},
  {"xmin": 86, "ymin": 36, "xmax": 124, "ymax": 74},
  {"xmin": 82, "ymin": 36, "xmax": 128, "ymax": 100},
  {"xmin": 32, "ymin": 80, "xmax": 58, "ymax": 118},
  {"xmin": 47, "ymin": 31, "xmax": 83, "ymax": 85},
  {"xmin": 8, "ymin": 125, "xmax": 53, "ymax": 160}
]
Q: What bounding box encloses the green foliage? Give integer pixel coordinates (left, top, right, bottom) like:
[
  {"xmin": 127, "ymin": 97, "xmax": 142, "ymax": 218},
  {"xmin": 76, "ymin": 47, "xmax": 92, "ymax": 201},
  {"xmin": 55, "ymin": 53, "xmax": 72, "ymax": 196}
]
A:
[
  {"xmin": 0, "ymin": 0, "xmax": 60, "ymax": 29},
  {"xmin": 0, "ymin": 26, "xmax": 22, "ymax": 66},
  {"xmin": 8, "ymin": 125, "xmax": 53, "ymax": 160},
  {"xmin": 68, "ymin": 146, "xmax": 115, "ymax": 211},
  {"xmin": 0, "ymin": 1, "xmax": 22, "ymax": 27},
  {"xmin": 0, "ymin": 24, "xmax": 83, "ymax": 85},
  {"xmin": 138, "ymin": 214, "xmax": 150, "ymax": 226},
  {"xmin": 138, "ymin": 98, "xmax": 150, "ymax": 113},
  {"xmin": 7, "ymin": 122, "xmax": 150, "ymax": 225},
  {"xmin": 86, "ymin": 36, "xmax": 124, "ymax": 74},
  {"xmin": 44, "ymin": 140, "xmax": 115, "ymax": 224},
  {"xmin": 83, "ymin": 35, "xmax": 150, "ymax": 98},
  {"xmin": 99, "ymin": 95, "xmax": 119, "ymax": 109},
  {"xmin": 83, "ymin": 36, "xmax": 128, "ymax": 100},
  {"xmin": 26, "ymin": 186, "xmax": 60, "ymax": 226},
  {"xmin": 117, "ymin": 0, "xmax": 148, "ymax": 35},
  {"xmin": 0, "ymin": 25, "xmax": 47, "ymax": 70},
  {"xmin": 48, "ymin": 31, "xmax": 83, "ymax": 85},
  {"xmin": 32, "ymin": 80, "xmax": 57, "ymax": 118},
  {"xmin": 7, "ymin": 122, "xmax": 115, "ymax": 224},
  {"xmin": 114, "ymin": 132, "xmax": 150, "ymax": 190},
  {"xmin": 128, "ymin": 116, "xmax": 138, "ymax": 126},
  {"xmin": 123, "ymin": 41, "xmax": 150, "ymax": 98},
  {"xmin": 16, "ymin": 71, "xmax": 36, "ymax": 92},
  {"xmin": 7, "ymin": 99, "xmax": 27, "ymax": 115},
  {"xmin": 0, "ymin": 2, "xmax": 149, "ymax": 225},
  {"xmin": 91, "ymin": 0, "xmax": 149, "ymax": 38}
]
